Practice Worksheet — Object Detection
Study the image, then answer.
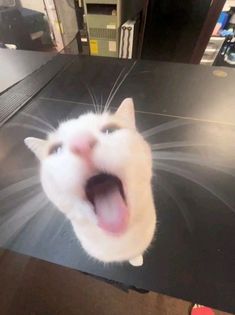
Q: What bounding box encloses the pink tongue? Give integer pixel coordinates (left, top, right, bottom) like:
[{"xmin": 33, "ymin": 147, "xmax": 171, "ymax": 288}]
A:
[{"xmin": 94, "ymin": 186, "xmax": 128, "ymax": 234}]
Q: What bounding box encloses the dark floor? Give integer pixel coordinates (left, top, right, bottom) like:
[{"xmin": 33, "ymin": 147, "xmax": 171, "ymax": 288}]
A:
[{"xmin": 0, "ymin": 250, "xmax": 232, "ymax": 315}]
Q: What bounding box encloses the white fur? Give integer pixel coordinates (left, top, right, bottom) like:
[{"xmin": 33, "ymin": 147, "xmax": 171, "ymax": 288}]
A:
[{"xmin": 25, "ymin": 99, "xmax": 156, "ymax": 264}]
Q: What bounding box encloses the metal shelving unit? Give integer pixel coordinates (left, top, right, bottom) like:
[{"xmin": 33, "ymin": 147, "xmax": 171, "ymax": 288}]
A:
[{"xmin": 200, "ymin": 0, "xmax": 235, "ymax": 66}]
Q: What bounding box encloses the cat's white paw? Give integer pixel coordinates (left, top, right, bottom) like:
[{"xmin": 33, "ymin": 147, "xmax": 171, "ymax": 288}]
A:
[{"xmin": 129, "ymin": 255, "xmax": 143, "ymax": 267}]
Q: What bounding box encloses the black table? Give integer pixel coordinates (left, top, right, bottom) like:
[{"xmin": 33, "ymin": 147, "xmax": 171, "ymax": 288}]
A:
[
  {"xmin": 0, "ymin": 53, "xmax": 235, "ymax": 313},
  {"xmin": 0, "ymin": 48, "xmax": 55, "ymax": 93}
]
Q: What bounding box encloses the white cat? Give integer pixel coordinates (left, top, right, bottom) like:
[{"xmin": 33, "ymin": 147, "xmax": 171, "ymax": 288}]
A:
[{"xmin": 24, "ymin": 98, "xmax": 156, "ymax": 266}]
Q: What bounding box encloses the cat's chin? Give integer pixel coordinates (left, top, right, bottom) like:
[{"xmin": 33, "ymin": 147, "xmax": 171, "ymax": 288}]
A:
[{"xmin": 85, "ymin": 173, "xmax": 129, "ymax": 235}]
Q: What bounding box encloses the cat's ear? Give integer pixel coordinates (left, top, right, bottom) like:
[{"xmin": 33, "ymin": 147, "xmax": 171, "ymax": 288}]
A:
[
  {"xmin": 115, "ymin": 98, "xmax": 135, "ymax": 128},
  {"xmin": 24, "ymin": 137, "xmax": 46, "ymax": 160}
]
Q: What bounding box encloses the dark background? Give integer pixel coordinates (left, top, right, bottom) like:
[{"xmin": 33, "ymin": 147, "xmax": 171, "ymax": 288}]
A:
[{"xmin": 142, "ymin": 0, "xmax": 211, "ymax": 62}]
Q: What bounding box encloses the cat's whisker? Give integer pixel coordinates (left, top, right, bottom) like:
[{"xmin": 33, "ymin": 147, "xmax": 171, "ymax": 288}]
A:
[
  {"xmin": 100, "ymin": 93, "xmax": 103, "ymax": 107},
  {"xmin": 142, "ymin": 119, "xmax": 191, "ymax": 138},
  {"xmin": 154, "ymin": 161, "xmax": 235, "ymax": 213},
  {"xmin": 151, "ymin": 141, "xmax": 211, "ymax": 150},
  {"xmin": 24, "ymin": 205, "xmax": 60, "ymax": 247},
  {"xmin": 104, "ymin": 66, "xmax": 126, "ymax": 113},
  {"xmin": 104, "ymin": 61, "xmax": 137, "ymax": 113},
  {"xmin": 0, "ymin": 176, "xmax": 40, "ymax": 201},
  {"xmin": 3, "ymin": 167, "xmax": 38, "ymax": 179},
  {"xmin": 94, "ymin": 92, "xmax": 99, "ymax": 113},
  {"xmin": 97, "ymin": 93, "xmax": 103, "ymax": 114},
  {"xmin": 133, "ymin": 150, "xmax": 235, "ymax": 175},
  {"xmin": 0, "ymin": 193, "xmax": 48, "ymax": 247},
  {"xmin": 6, "ymin": 123, "xmax": 49, "ymax": 135},
  {"xmin": 1, "ymin": 191, "xmax": 46, "ymax": 222},
  {"xmin": 20, "ymin": 112, "xmax": 55, "ymax": 131},
  {"xmin": 99, "ymin": 105, "xmax": 104, "ymax": 114},
  {"xmin": 152, "ymin": 151, "xmax": 235, "ymax": 174},
  {"xmin": 1, "ymin": 187, "xmax": 41, "ymax": 211},
  {"xmin": 84, "ymin": 83, "xmax": 98, "ymax": 114},
  {"xmin": 92, "ymin": 89, "xmax": 99, "ymax": 113}
]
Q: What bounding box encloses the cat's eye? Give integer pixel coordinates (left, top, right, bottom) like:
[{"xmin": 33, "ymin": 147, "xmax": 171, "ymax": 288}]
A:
[
  {"xmin": 101, "ymin": 124, "xmax": 120, "ymax": 135},
  {"xmin": 48, "ymin": 143, "xmax": 63, "ymax": 155}
]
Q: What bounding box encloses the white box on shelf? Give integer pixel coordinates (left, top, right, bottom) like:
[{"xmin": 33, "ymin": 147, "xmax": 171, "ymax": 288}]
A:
[{"xmin": 119, "ymin": 20, "xmax": 136, "ymax": 59}]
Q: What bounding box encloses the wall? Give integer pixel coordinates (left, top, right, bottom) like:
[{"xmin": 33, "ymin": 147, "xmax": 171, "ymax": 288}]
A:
[
  {"xmin": 19, "ymin": 0, "xmax": 47, "ymax": 14},
  {"xmin": 142, "ymin": 0, "xmax": 212, "ymax": 63},
  {"xmin": 54, "ymin": 0, "xmax": 78, "ymax": 46}
]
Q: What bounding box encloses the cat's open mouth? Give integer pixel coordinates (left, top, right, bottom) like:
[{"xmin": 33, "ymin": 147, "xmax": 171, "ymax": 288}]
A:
[{"xmin": 85, "ymin": 173, "xmax": 129, "ymax": 234}]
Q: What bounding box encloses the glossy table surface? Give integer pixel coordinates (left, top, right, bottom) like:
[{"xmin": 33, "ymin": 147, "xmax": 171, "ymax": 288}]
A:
[
  {"xmin": 0, "ymin": 53, "xmax": 234, "ymax": 313},
  {"xmin": 0, "ymin": 48, "xmax": 54, "ymax": 93}
]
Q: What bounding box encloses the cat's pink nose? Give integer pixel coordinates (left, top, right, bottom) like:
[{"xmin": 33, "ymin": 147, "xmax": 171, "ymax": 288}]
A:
[{"xmin": 70, "ymin": 135, "xmax": 97, "ymax": 157}]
